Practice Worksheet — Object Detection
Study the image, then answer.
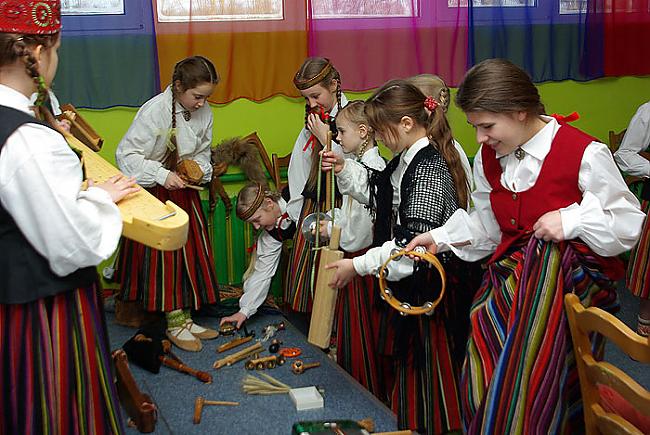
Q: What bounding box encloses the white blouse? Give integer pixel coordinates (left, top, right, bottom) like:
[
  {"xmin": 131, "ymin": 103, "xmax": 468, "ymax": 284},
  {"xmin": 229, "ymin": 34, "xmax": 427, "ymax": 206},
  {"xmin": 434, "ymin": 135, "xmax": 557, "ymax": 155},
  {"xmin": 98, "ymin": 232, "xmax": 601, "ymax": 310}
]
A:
[
  {"xmin": 0, "ymin": 85, "xmax": 122, "ymax": 276},
  {"xmin": 430, "ymin": 116, "xmax": 645, "ymax": 262},
  {"xmin": 327, "ymin": 146, "xmax": 386, "ymax": 253},
  {"xmin": 285, "ymin": 93, "xmax": 348, "ymax": 222},
  {"xmin": 115, "ymin": 86, "xmax": 213, "ymax": 187},
  {"xmin": 614, "ymin": 101, "xmax": 650, "ymax": 177},
  {"xmin": 238, "ymin": 199, "xmax": 290, "ymax": 318}
]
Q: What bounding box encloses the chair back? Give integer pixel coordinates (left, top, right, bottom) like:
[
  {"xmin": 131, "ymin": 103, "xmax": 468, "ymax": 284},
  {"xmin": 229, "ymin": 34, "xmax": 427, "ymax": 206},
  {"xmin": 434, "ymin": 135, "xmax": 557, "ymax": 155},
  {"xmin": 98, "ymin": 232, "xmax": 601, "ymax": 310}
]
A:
[
  {"xmin": 564, "ymin": 293, "xmax": 650, "ymax": 435},
  {"xmin": 272, "ymin": 152, "xmax": 291, "ymax": 192},
  {"xmin": 242, "ymin": 132, "xmax": 274, "ymax": 182}
]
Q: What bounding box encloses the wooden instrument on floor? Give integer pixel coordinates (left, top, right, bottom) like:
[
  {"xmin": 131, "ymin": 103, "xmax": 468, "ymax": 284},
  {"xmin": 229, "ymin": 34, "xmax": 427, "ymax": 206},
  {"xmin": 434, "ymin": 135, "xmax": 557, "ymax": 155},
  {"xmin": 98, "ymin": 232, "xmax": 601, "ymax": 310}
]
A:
[
  {"xmin": 112, "ymin": 349, "xmax": 157, "ymax": 433},
  {"xmin": 308, "ymin": 131, "xmax": 344, "ymax": 349},
  {"xmin": 160, "ymin": 355, "xmax": 212, "ymax": 383},
  {"xmin": 63, "ymin": 127, "xmax": 189, "ymax": 251}
]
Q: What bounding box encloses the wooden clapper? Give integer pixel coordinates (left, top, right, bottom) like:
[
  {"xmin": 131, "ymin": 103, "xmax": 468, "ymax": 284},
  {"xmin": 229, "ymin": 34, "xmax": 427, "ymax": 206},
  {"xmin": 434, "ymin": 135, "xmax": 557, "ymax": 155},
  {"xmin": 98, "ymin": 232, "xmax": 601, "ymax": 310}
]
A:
[
  {"xmin": 62, "ymin": 110, "xmax": 189, "ymax": 251},
  {"xmin": 308, "ymin": 131, "xmax": 344, "ymax": 348}
]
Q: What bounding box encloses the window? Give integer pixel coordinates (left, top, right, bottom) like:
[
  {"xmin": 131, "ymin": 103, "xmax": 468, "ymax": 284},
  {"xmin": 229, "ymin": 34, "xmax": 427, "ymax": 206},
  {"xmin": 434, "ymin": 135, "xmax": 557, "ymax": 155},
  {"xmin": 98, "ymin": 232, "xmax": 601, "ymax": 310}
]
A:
[
  {"xmin": 61, "ymin": 0, "xmax": 124, "ymax": 15},
  {"xmin": 312, "ymin": 0, "xmax": 418, "ymax": 18},
  {"xmin": 447, "ymin": 0, "xmax": 535, "ymax": 7},
  {"xmin": 157, "ymin": 0, "xmax": 283, "ymax": 22}
]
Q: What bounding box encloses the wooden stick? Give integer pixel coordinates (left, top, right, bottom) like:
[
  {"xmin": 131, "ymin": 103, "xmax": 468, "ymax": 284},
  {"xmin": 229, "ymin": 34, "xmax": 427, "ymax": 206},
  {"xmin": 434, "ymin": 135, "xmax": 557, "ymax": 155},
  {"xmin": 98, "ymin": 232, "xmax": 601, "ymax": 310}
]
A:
[
  {"xmin": 160, "ymin": 356, "xmax": 212, "ymax": 383},
  {"xmin": 217, "ymin": 335, "xmax": 253, "ymax": 353},
  {"xmin": 213, "ymin": 342, "xmax": 262, "ymax": 369},
  {"xmin": 184, "ymin": 184, "xmax": 204, "ymax": 191}
]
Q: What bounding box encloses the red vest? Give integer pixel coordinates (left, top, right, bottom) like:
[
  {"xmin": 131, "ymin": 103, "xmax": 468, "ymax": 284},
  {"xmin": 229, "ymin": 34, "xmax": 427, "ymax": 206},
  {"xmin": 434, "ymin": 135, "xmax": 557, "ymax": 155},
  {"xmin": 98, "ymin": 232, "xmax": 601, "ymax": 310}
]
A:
[{"xmin": 482, "ymin": 124, "xmax": 594, "ymax": 263}]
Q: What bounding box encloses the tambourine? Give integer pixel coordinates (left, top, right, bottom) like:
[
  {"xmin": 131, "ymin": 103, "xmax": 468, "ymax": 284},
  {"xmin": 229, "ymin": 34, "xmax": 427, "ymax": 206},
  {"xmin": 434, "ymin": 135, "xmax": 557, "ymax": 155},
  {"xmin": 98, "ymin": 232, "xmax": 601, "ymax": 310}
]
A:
[{"xmin": 378, "ymin": 248, "xmax": 446, "ymax": 316}]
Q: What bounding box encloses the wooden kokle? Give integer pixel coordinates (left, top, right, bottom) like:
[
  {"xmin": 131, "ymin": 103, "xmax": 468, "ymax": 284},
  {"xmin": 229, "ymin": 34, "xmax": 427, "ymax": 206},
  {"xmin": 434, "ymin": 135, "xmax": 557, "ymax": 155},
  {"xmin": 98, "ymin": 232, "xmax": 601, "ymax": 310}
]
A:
[{"xmin": 65, "ymin": 133, "xmax": 189, "ymax": 251}]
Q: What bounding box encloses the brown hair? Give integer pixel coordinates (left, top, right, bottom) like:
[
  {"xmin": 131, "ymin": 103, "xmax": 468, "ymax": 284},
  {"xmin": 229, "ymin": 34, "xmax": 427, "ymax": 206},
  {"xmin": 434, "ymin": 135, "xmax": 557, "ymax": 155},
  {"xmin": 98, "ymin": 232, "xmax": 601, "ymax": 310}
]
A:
[
  {"xmin": 294, "ymin": 57, "xmax": 343, "ymax": 192},
  {"xmin": 163, "ymin": 55, "xmax": 220, "ymax": 170},
  {"xmin": 365, "ymin": 79, "xmax": 469, "ymax": 209},
  {"xmin": 407, "ymin": 74, "xmax": 451, "ymax": 113},
  {"xmin": 455, "ymin": 58, "xmax": 545, "ymax": 116},
  {"xmin": 0, "ymin": 32, "xmax": 61, "ymax": 127},
  {"xmin": 236, "ymin": 182, "xmax": 281, "ymax": 221}
]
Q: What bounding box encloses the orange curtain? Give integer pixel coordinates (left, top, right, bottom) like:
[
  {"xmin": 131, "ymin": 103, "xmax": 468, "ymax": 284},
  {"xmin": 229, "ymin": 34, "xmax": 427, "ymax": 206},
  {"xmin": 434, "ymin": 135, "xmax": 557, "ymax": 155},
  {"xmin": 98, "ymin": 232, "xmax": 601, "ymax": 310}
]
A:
[{"xmin": 153, "ymin": 0, "xmax": 308, "ymax": 104}]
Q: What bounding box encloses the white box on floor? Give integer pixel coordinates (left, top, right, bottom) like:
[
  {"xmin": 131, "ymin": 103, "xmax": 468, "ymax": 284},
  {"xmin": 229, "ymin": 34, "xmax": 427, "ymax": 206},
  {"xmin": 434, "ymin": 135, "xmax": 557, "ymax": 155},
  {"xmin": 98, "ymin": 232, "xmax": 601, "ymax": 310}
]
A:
[{"xmin": 289, "ymin": 386, "xmax": 324, "ymax": 411}]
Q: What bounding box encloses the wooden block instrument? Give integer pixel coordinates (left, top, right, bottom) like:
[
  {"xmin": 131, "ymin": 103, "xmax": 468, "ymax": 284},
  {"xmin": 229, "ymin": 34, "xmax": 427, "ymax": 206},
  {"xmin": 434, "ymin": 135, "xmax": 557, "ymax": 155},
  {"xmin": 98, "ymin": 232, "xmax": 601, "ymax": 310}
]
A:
[
  {"xmin": 308, "ymin": 131, "xmax": 344, "ymax": 349},
  {"xmin": 57, "ymin": 104, "xmax": 103, "ymax": 151},
  {"xmin": 64, "ymin": 133, "xmax": 189, "ymax": 251},
  {"xmin": 213, "ymin": 342, "xmax": 263, "ymax": 369}
]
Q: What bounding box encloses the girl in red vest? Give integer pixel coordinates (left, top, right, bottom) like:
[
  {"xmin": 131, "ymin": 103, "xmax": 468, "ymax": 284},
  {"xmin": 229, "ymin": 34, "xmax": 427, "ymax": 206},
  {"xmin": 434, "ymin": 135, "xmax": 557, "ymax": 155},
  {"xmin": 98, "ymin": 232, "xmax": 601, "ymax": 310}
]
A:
[{"xmin": 407, "ymin": 58, "xmax": 645, "ymax": 434}]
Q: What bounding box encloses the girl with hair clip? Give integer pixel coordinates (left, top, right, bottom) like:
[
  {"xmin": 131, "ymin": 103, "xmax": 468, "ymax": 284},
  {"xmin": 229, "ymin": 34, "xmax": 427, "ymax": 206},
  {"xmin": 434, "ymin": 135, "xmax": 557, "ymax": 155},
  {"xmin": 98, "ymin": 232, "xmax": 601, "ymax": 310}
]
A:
[
  {"xmin": 406, "ymin": 58, "xmax": 645, "ymax": 434},
  {"xmin": 285, "ymin": 57, "xmax": 347, "ymax": 314},
  {"xmin": 315, "ymin": 100, "xmax": 386, "ymax": 398},
  {"xmin": 0, "ymin": 1, "xmax": 139, "ymax": 432},
  {"xmin": 322, "ymin": 80, "xmax": 473, "ymax": 434},
  {"xmin": 116, "ymin": 55, "xmax": 221, "ymax": 352},
  {"xmin": 220, "ymin": 182, "xmax": 295, "ymax": 328}
]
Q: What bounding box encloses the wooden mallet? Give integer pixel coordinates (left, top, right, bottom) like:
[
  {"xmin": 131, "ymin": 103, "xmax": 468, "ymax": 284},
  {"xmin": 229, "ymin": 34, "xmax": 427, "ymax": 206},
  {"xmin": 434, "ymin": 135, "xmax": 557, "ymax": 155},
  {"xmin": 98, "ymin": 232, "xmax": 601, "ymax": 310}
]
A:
[{"xmin": 192, "ymin": 396, "xmax": 239, "ymax": 424}]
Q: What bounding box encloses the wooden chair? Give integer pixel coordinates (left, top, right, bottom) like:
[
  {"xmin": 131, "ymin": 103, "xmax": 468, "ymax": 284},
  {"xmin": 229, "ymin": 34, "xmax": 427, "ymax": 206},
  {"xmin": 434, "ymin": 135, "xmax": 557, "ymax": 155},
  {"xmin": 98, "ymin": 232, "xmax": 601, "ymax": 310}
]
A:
[
  {"xmin": 241, "ymin": 132, "xmax": 274, "ymax": 183},
  {"xmin": 272, "ymin": 152, "xmax": 291, "ymax": 192},
  {"xmin": 608, "ymin": 129, "xmax": 627, "ymax": 154},
  {"xmin": 564, "ymin": 293, "xmax": 650, "ymax": 434}
]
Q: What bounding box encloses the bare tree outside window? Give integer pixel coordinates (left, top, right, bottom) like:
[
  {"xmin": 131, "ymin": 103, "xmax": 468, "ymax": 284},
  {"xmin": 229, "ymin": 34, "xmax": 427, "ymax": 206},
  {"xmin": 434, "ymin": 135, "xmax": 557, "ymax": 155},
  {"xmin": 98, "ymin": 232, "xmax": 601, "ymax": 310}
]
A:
[
  {"xmin": 447, "ymin": 0, "xmax": 535, "ymax": 7},
  {"xmin": 61, "ymin": 0, "xmax": 124, "ymax": 15},
  {"xmin": 157, "ymin": 0, "xmax": 283, "ymax": 22},
  {"xmin": 311, "ymin": 0, "xmax": 418, "ymax": 18}
]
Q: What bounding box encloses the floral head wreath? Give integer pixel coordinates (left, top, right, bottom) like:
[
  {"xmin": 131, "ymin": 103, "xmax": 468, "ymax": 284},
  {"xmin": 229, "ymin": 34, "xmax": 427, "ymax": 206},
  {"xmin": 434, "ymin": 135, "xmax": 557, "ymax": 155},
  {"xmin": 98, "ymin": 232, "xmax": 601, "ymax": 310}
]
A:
[
  {"xmin": 293, "ymin": 59, "xmax": 333, "ymax": 91},
  {"xmin": 424, "ymin": 96, "xmax": 438, "ymax": 111},
  {"xmin": 0, "ymin": 1, "xmax": 61, "ymax": 35},
  {"xmin": 237, "ymin": 182, "xmax": 266, "ymax": 221}
]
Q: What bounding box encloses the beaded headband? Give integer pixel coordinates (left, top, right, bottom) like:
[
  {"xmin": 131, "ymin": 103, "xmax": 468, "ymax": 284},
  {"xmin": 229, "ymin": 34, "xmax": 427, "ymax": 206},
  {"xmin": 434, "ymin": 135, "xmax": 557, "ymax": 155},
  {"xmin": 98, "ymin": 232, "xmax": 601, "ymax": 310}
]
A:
[
  {"xmin": 293, "ymin": 60, "xmax": 333, "ymax": 91},
  {"xmin": 0, "ymin": 1, "xmax": 61, "ymax": 35},
  {"xmin": 237, "ymin": 183, "xmax": 265, "ymax": 221}
]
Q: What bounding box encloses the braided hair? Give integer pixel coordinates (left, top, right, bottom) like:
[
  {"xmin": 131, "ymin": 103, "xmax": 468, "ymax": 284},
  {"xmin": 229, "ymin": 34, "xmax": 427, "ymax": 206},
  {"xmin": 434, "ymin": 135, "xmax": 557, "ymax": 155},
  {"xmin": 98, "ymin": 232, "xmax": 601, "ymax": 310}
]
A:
[
  {"xmin": 162, "ymin": 55, "xmax": 220, "ymax": 171},
  {"xmin": 0, "ymin": 32, "xmax": 60, "ymax": 129}
]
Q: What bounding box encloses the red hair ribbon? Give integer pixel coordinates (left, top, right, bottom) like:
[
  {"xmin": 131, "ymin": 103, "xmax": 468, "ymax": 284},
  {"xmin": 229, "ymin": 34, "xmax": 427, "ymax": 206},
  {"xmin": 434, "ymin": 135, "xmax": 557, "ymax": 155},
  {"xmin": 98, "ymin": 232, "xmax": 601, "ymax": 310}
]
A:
[
  {"xmin": 303, "ymin": 106, "xmax": 331, "ymax": 152},
  {"xmin": 550, "ymin": 111, "xmax": 580, "ymax": 124},
  {"xmin": 424, "ymin": 96, "xmax": 438, "ymax": 112},
  {"xmin": 246, "ymin": 242, "xmax": 257, "ymax": 254}
]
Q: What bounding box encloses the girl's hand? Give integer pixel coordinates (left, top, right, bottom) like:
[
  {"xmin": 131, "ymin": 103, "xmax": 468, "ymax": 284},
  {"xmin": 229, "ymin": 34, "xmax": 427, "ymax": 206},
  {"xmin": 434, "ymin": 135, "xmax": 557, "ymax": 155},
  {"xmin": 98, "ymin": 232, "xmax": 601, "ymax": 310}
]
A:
[
  {"xmin": 220, "ymin": 312, "xmax": 247, "ymax": 329},
  {"xmin": 164, "ymin": 171, "xmax": 186, "ymax": 190},
  {"xmin": 320, "ymin": 150, "xmax": 345, "ymax": 174},
  {"xmin": 325, "ymin": 258, "xmax": 357, "ymax": 289},
  {"xmin": 404, "ymin": 232, "xmax": 438, "ymax": 259},
  {"xmin": 89, "ymin": 174, "xmax": 140, "ymax": 204},
  {"xmin": 533, "ymin": 210, "xmax": 564, "ymax": 242},
  {"xmin": 307, "ymin": 113, "xmax": 330, "ymax": 146}
]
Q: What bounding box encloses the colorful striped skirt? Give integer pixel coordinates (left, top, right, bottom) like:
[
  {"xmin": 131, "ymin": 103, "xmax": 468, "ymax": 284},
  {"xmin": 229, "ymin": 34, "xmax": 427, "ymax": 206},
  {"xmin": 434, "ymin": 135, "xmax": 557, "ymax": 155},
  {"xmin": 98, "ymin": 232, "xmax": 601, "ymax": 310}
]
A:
[
  {"xmin": 0, "ymin": 284, "xmax": 124, "ymax": 434},
  {"xmin": 335, "ymin": 249, "xmax": 385, "ymax": 400},
  {"xmin": 284, "ymin": 197, "xmax": 319, "ymax": 312},
  {"xmin": 461, "ymin": 238, "xmax": 619, "ymax": 434},
  {"xmin": 626, "ymin": 199, "xmax": 650, "ymax": 299},
  {"xmin": 117, "ymin": 186, "xmax": 219, "ymax": 312}
]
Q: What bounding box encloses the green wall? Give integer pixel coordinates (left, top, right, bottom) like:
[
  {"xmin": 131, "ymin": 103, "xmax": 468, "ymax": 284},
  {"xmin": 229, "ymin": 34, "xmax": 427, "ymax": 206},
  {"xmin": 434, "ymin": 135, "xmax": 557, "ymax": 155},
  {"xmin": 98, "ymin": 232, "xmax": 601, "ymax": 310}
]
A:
[{"xmin": 83, "ymin": 75, "xmax": 650, "ymax": 195}]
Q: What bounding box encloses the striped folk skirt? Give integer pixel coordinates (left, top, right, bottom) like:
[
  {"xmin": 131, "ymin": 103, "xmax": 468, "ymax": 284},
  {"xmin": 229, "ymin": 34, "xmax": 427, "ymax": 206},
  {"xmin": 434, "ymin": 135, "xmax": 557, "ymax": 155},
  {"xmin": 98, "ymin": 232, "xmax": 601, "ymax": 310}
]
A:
[
  {"xmin": 335, "ymin": 250, "xmax": 385, "ymax": 400},
  {"xmin": 626, "ymin": 199, "xmax": 650, "ymax": 299},
  {"xmin": 461, "ymin": 238, "xmax": 619, "ymax": 435},
  {"xmin": 1, "ymin": 284, "xmax": 124, "ymax": 435},
  {"xmin": 284, "ymin": 197, "xmax": 320, "ymax": 312},
  {"xmin": 117, "ymin": 186, "xmax": 219, "ymax": 312}
]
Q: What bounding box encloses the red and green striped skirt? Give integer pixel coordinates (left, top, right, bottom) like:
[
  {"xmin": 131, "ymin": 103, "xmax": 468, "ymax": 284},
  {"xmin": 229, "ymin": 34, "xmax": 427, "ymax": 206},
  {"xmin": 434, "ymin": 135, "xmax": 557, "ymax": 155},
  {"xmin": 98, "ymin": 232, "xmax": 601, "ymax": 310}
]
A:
[
  {"xmin": 461, "ymin": 238, "xmax": 619, "ymax": 434},
  {"xmin": 117, "ymin": 186, "xmax": 219, "ymax": 312},
  {"xmin": 626, "ymin": 199, "xmax": 650, "ymax": 299},
  {"xmin": 334, "ymin": 249, "xmax": 385, "ymax": 401},
  {"xmin": 284, "ymin": 197, "xmax": 320, "ymax": 312},
  {"xmin": 0, "ymin": 284, "xmax": 124, "ymax": 434}
]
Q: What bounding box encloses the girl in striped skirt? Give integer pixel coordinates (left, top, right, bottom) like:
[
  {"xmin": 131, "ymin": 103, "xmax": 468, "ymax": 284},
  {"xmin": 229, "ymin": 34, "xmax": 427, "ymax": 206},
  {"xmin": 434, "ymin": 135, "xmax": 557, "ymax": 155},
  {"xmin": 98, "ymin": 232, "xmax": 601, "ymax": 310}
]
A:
[
  {"xmin": 613, "ymin": 101, "xmax": 650, "ymax": 337},
  {"xmin": 315, "ymin": 101, "xmax": 386, "ymax": 399},
  {"xmin": 116, "ymin": 56, "xmax": 221, "ymax": 352},
  {"xmin": 0, "ymin": 2, "xmax": 139, "ymax": 431},
  {"xmin": 323, "ymin": 80, "xmax": 474, "ymax": 434},
  {"xmin": 407, "ymin": 58, "xmax": 645, "ymax": 434},
  {"xmin": 284, "ymin": 57, "xmax": 347, "ymax": 313}
]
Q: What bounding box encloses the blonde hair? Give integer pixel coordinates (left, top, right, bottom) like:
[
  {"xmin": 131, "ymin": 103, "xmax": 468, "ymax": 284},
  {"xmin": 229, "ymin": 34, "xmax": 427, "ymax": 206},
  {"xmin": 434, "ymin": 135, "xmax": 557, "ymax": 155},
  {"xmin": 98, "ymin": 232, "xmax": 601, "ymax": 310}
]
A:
[
  {"xmin": 407, "ymin": 74, "xmax": 451, "ymax": 113},
  {"xmin": 337, "ymin": 100, "xmax": 375, "ymax": 140},
  {"xmin": 236, "ymin": 182, "xmax": 281, "ymax": 220}
]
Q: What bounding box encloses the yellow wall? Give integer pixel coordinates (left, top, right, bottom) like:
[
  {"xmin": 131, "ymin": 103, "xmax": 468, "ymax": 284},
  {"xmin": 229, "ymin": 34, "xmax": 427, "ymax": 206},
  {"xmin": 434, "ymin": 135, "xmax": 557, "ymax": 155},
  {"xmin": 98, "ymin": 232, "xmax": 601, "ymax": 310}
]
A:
[{"xmin": 83, "ymin": 75, "xmax": 650, "ymax": 194}]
